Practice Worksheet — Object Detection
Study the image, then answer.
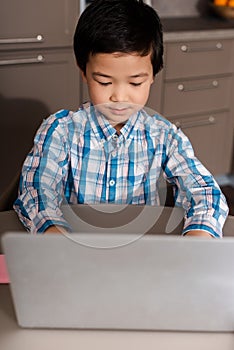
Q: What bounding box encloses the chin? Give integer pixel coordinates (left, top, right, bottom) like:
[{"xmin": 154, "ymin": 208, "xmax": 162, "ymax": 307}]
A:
[{"xmin": 95, "ymin": 103, "xmax": 142, "ymax": 122}]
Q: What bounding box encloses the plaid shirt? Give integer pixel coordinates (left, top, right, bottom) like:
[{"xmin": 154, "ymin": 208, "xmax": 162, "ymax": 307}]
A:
[{"xmin": 14, "ymin": 102, "xmax": 228, "ymax": 236}]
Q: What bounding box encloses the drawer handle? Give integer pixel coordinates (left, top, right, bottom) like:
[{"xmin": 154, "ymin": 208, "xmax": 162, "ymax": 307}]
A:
[
  {"xmin": 0, "ymin": 55, "xmax": 45, "ymax": 66},
  {"xmin": 0, "ymin": 35, "xmax": 44, "ymax": 44},
  {"xmin": 175, "ymin": 116, "xmax": 216, "ymax": 129},
  {"xmin": 181, "ymin": 42, "xmax": 223, "ymax": 53},
  {"xmin": 177, "ymin": 80, "xmax": 218, "ymax": 92}
]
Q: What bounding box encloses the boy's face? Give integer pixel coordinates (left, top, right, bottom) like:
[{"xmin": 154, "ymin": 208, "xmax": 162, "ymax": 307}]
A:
[{"xmin": 81, "ymin": 52, "xmax": 154, "ymax": 127}]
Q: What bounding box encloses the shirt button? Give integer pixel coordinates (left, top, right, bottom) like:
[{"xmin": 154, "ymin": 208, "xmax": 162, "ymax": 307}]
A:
[
  {"xmin": 112, "ymin": 134, "xmax": 118, "ymax": 141},
  {"xmin": 109, "ymin": 179, "xmax": 115, "ymax": 186},
  {"xmin": 112, "ymin": 151, "xmax": 117, "ymax": 157},
  {"xmin": 99, "ymin": 139, "xmax": 105, "ymax": 147}
]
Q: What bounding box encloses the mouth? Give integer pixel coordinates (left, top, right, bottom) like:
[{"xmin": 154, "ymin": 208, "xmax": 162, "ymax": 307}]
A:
[
  {"xmin": 108, "ymin": 108, "xmax": 129, "ymax": 116},
  {"xmin": 107, "ymin": 104, "xmax": 133, "ymax": 116}
]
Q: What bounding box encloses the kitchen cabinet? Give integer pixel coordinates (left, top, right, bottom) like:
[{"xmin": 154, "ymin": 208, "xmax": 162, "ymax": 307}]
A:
[
  {"xmin": 148, "ymin": 36, "xmax": 234, "ymax": 176},
  {"xmin": 0, "ymin": 49, "xmax": 80, "ymax": 195},
  {"xmin": 0, "ymin": 1, "xmax": 81, "ymax": 196}
]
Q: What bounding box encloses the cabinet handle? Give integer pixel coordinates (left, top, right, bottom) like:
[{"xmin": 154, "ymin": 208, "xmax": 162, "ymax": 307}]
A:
[
  {"xmin": 177, "ymin": 80, "xmax": 218, "ymax": 92},
  {"xmin": 0, "ymin": 35, "xmax": 44, "ymax": 45},
  {"xmin": 181, "ymin": 42, "xmax": 223, "ymax": 53},
  {"xmin": 175, "ymin": 116, "xmax": 216, "ymax": 129},
  {"xmin": 0, "ymin": 55, "xmax": 45, "ymax": 66}
]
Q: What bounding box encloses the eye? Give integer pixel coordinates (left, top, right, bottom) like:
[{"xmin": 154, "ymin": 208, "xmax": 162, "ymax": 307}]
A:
[
  {"xmin": 130, "ymin": 82, "xmax": 143, "ymax": 86},
  {"xmin": 98, "ymin": 81, "xmax": 111, "ymax": 86}
]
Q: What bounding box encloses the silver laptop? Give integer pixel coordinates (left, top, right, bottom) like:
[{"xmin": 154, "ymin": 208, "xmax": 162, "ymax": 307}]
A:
[{"xmin": 2, "ymin": 231, "xmax": 234, "ymax": 332}]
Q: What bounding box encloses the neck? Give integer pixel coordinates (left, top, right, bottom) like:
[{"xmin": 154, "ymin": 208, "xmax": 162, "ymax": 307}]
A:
[{"xmin": 114, "ymin": 123, "xmax": 125, "ymax": 135}]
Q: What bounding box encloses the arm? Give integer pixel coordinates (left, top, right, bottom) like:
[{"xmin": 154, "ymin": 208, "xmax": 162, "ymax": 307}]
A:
[
  {"xmin": 13, "ymin": 111, "xmax": 72, "ymax": 233},
  {"xmin": 163, "ymin": 125, "xmax": 229, "ymax": 238}
]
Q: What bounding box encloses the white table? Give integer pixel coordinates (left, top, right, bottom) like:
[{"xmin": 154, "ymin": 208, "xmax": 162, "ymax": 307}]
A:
[{"xmin": 1, "ymin": 285, "xmax": 234, "ymax": 350}]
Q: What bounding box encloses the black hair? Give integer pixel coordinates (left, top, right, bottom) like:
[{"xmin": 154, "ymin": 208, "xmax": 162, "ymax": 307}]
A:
[{"xmin": 73, "ymin": 0, "xmax": 163, "ymax": 76}]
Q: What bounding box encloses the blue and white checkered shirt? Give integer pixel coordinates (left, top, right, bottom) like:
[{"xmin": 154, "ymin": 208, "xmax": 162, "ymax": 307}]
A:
[{"xmin": 14, "ymin": 102, "xmax": 229, "ymax": 236}]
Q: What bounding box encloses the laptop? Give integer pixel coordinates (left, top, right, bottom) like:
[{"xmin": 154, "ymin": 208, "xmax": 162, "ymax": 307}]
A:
[{"xmin": 2, "ymin": 231, "xmax": 234, "ymax": 332}]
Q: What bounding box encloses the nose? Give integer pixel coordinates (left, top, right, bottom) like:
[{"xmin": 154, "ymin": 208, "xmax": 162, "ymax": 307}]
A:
[{"xmin": 110, "ymin": 85, "xmax": 128, "ymax": 103}]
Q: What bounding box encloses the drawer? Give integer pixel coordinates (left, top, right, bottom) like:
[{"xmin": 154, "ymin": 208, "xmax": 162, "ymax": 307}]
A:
[
  {"xmin": 0, "ymin": 49, "xmax": 80, "ymax": 111},
  {"xmin": 163, "ymin": 76, "xmax": 232, "ymax": 117},
  {"xmin": 164, "ymin": 39, "xmax": 234, "ymax": 79},
  {"xmin": 0, "ymin": 0, "xmax": 79, "ymax": 50},
  {"xmin": 168, "ymin": 111, "xmax": 233, "ymax": 175}
]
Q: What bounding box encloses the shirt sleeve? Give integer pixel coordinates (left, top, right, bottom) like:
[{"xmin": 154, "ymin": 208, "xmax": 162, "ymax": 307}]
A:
[
  {"xmin": 163, "ymin": 124, "xmax": 229, "ymax": 238},
  {"xmin": 13, "ymin": 112, "xmax": 71, "ymax": 233}
]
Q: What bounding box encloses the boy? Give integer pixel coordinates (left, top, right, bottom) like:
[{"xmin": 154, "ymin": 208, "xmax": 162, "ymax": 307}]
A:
[{"xmin": 14, "ymin": 0, "xmax": 228, "ymax": 237}]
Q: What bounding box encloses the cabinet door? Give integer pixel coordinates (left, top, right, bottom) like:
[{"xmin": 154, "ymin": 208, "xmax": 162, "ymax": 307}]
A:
[
  {"xmin": 0, "ymin": 49, "xmax": 80, "ymax": 193},
  {"xmin": 169, "ymin": 111, "xmax": 233, "ymax": 175},
  {"xmin": 0, "ymin": 0, "xmax": 79, "ymax": 50}
]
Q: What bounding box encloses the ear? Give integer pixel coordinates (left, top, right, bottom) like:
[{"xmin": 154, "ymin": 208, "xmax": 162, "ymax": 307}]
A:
[{"xmin": 80, "ymin": 69, "xmax": 87, "ymax": 83}]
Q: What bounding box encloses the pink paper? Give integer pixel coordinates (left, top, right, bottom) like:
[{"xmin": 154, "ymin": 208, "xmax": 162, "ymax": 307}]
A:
[{"xmin": 0, "ymin": 254, "xmax": 10, "ymax": 284}]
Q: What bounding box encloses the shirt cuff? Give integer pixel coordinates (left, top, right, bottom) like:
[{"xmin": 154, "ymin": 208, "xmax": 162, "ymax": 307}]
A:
[
  {"xmin": 31, "ymin": 209, "xmax": 72, "ymax": 233},
  {"xmin": 182, "ymin": 215, "xmax": 223, "ymax": 238}
]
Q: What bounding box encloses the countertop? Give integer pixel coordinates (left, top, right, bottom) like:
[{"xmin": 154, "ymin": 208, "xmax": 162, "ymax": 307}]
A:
[{"xmin": 161, "ymin": 16, "xmax": 234, "ymax": 41}]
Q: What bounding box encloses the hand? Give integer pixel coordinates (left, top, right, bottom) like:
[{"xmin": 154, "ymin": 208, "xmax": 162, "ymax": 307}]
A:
[
  {"xmin": 44, "ymin": 225, "xmax": 68, "ymax": 234},
  {"xmin": 185, "ymin": 230, "xmax": 213, "ymax": 238}
]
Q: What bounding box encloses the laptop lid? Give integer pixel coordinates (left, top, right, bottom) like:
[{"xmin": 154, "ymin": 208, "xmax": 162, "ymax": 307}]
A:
[{"xmin": 2, "ymin": 232, "xmax": 234, "ymax": 331}]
